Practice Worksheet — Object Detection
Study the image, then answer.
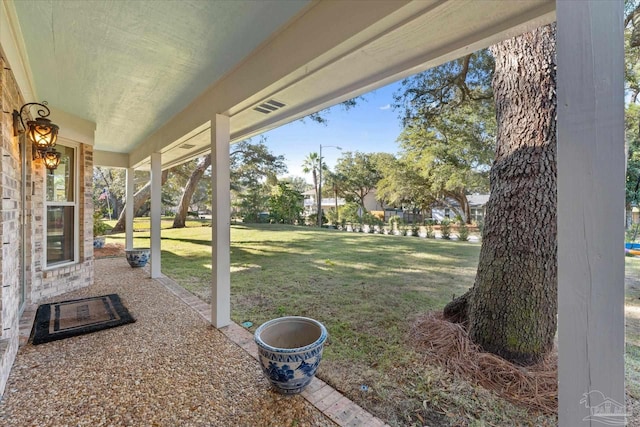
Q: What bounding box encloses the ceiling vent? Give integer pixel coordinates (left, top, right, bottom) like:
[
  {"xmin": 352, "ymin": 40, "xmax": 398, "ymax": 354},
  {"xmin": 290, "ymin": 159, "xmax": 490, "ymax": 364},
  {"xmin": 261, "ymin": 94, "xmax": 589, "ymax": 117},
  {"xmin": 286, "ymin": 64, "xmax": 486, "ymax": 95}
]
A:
[
  {"xmin": 180, "ymin": 143, "xmax": 196, "ymax": 149},
  {"xmin": 253, "ymin": 99, "xmax": 286, "ymax": 114}
]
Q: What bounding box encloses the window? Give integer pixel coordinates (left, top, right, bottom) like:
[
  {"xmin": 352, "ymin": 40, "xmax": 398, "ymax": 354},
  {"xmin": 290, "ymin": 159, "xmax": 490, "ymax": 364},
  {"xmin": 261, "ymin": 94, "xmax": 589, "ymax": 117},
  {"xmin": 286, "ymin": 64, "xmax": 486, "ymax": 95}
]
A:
[
  {"xmin": 470, "ymin": 208, "xmax": 484, "ymax": 223},
  {"xmin": 45, "ymin": 144, "xmax": 77, "ymax": 267}
]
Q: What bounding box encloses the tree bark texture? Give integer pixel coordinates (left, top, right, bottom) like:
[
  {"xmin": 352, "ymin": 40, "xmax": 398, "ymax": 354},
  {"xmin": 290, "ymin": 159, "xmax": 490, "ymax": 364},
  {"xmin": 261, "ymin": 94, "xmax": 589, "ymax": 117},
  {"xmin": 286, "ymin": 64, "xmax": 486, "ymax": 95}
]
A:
[
  {"xmin": 111, "ymin": 170, "xmax": 169, "ymax": 233},
  {"xmin": 172, "ymin": 155, "xmax": 212, "ymax": 228},
  {"xmin": 467, "ymin": 25, "xmax": 557, "ymax": 365}
]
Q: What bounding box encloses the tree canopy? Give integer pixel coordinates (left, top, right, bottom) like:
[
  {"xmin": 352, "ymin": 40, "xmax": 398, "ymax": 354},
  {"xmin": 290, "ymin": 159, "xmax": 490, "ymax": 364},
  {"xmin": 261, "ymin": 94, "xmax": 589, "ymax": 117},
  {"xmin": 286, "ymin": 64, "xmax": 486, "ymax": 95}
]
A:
[
  {"xmin": 376, "ymin": 155, "xmax": 436, "ymax": 215},
  {"xmin": 390, "ymin": 50, "xmax": 496, "ymax": 222},
  {"xmin": 333, "ymin": 151, "xmax": 391, "ymax": 209},
  {"xmin": 268, "ymin": 182, "xmax": 303, "ymax": 224},
  {"xmin": 230, "ymin": 138, "xmax": 287, "ymax": 191}
]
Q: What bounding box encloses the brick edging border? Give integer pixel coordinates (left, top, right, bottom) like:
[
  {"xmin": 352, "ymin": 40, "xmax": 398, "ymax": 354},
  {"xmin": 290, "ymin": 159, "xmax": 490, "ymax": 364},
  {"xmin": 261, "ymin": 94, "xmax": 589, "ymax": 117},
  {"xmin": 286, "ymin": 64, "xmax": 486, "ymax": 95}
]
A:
[{"xmin": 153, "ymin": 274, "xmax": 389, "ymax": 427}]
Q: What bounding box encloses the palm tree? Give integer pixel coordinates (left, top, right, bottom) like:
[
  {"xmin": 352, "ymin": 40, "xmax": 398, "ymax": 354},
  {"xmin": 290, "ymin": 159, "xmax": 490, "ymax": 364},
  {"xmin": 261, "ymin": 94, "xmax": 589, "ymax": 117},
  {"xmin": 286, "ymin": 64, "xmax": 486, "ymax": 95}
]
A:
[{"xmin": 302, "ymin": 152, "xmax": 321, "ymax": 223}]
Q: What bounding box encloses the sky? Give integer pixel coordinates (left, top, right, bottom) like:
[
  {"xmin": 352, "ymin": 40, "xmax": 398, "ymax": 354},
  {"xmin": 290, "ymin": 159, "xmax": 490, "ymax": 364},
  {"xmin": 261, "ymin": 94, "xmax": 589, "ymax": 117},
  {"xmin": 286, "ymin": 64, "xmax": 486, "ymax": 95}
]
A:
[{"xmin": 259, "ymin": 80, "xmax": 405, "ymax": 182}]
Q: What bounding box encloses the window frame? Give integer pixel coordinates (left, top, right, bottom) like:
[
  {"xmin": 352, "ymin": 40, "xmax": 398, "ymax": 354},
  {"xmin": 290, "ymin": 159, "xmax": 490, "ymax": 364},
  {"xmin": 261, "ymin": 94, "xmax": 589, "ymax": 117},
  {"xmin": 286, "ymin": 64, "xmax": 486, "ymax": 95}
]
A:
[{"xmin": 43, "ymin": 141, "xmax": 79, "ymax": 269}]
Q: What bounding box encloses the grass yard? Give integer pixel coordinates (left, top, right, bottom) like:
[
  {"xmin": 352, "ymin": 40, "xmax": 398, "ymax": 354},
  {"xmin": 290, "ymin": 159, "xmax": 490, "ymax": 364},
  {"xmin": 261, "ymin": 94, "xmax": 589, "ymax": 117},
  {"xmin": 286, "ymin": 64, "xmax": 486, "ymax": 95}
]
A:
[{"xmin": 105, "ymin": 220, "xmax": 639, "ymax": 426}]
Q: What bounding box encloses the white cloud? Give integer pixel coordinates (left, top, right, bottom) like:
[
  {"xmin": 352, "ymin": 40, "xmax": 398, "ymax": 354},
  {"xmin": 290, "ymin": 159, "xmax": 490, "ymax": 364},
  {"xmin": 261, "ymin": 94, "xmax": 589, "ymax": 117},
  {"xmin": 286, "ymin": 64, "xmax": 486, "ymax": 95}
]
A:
[{"xmin": 379, "ymin": 104, "xmax": 391, "ymax": 110}]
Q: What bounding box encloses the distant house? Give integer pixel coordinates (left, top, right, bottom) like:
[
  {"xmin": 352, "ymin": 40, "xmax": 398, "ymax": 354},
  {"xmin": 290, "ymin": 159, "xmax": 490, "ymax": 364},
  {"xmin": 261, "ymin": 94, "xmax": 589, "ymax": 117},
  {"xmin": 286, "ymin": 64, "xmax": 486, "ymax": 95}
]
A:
[
  {"xmin": 431, "ymin": 193, "xmax": 489, "ymax": 223},
  {"xmin": 303, "ymin": 188, "xmax": 488, "ymax": 224},
  {"xmin": 362, "ymin": 190, "xmax": 386, "ymax": 212},
  {"xmin": 302, "ymin": 190, "xmax": 345, "ymax": 217},
  {"xmin": 302, "ymin": 189, "xmax": 384, "ymax": 218}
]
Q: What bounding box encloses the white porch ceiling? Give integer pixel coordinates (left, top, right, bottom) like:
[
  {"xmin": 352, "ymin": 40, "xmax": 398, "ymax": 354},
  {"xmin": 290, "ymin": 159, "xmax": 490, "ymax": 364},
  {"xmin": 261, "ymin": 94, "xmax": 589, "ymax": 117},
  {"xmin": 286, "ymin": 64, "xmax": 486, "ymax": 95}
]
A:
[
  {"xmin": 4, "ymin": 0, "xmax": 555, "ymax": 169},
  {"xmin": 10, "ymin": 0, "xmax": 310, "ymax": 157}
]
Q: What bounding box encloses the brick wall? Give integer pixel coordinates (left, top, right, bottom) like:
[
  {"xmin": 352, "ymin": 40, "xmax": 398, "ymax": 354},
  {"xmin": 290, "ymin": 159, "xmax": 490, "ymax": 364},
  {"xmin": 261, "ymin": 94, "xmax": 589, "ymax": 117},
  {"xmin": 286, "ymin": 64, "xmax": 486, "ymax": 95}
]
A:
[
  {"xmin": 0, "ymin": 51, "xmax": 95, "ymax": 396},
  {"xmin": 0, "ymin": 53, "xmax": 23, "ymax": 396}
]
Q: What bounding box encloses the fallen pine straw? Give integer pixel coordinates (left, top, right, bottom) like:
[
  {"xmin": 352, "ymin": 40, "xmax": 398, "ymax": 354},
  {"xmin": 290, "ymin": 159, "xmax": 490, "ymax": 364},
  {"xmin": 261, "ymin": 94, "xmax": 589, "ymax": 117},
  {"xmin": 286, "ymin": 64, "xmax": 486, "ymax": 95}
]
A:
[{"xmin": 409, "ymin": 312, "xmax": 557, "ymax": 415}]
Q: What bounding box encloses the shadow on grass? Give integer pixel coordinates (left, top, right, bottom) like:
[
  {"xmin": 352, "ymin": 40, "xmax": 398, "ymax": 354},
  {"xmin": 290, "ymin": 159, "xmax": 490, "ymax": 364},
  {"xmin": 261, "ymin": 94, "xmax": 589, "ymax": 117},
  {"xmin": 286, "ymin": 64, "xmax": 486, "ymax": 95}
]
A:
[{"xmin": 155, "ymin": 223, "xmax": 563, "ymax": 426}]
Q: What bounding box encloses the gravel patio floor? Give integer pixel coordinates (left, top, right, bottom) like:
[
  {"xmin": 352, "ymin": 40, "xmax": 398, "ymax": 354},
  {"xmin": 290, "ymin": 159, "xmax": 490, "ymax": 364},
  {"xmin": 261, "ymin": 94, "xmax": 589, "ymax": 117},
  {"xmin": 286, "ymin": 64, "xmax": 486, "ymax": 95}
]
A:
[{"xmin": 0, "ymin": 257, "xmax": 336, "ymax": 427}]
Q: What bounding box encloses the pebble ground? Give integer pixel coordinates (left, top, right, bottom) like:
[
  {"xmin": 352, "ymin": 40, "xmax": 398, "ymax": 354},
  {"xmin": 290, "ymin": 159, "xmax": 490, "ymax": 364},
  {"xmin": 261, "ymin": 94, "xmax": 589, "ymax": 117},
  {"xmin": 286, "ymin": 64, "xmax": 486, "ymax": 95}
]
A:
[{"xmin": 0, "ymin": 258, "xmax": 335, "ymax": 427}]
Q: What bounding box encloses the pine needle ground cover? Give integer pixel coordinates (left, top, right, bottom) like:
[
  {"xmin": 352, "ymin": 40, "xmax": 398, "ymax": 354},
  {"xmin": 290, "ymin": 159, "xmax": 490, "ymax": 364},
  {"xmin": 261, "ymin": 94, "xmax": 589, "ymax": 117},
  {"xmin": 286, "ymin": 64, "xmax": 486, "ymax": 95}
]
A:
[{"xmin": 107, "ymin": 221, "xmax": 638, "ymax": 426}]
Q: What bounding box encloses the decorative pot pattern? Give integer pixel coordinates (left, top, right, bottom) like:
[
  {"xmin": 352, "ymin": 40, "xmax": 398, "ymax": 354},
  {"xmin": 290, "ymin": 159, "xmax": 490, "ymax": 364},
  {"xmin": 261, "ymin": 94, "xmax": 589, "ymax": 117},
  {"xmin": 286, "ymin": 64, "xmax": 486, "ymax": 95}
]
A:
[
  {"xmin": 254, "ymin": 316, "xmax": 327, "ymax": 394},
  {"xmin": 125, "ymin": 248, "xmax": 150, "ymax": 268},
  {"xmin": 93, "ymin": 236, "xmax": 106, "ymax": 249}
]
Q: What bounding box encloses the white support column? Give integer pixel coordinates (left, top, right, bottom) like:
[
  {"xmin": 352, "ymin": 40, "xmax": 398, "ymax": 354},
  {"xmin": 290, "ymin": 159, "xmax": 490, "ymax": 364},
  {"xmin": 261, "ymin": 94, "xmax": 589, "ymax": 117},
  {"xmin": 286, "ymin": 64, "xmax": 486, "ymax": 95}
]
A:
[
  {"xmin": 211, "ymin": 114, "xmax": 231, "ymax": 328},
  {"xmin": 557, "ymin": 1, "xmax": 625, "ymax": 425},
  {"xmin": 125, "ymin": 167, "xmax": 135, "ymax": 250},
  {"xmin": 150, "ymin": 152, "xmax": 162, "ymax": 279}
]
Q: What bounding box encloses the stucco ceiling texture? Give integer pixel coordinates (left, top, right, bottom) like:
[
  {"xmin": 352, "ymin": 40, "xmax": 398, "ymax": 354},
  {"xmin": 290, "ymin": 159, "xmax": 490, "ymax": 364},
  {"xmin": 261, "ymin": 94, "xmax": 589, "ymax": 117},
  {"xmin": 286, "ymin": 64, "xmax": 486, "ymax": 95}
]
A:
[{"xmin": 13, "ymin": 0, "xmax": 310, "ymax": 153}]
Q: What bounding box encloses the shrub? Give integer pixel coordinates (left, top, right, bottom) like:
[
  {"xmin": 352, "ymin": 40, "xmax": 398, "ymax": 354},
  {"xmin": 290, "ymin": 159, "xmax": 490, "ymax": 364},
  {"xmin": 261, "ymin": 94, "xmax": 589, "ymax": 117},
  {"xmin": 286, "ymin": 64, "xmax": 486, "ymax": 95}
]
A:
[
  {"xmin": 362, "ymin": 212, "xmax": 382, "ymax": 227},
  {"xmin": 457, "ymin": 223, "xmax": 470, "ymax": 241},
  {"xmin": 440, "ymin": 219, "xmax": 451, "ymax": 240},
  {"xmin": 93, "ymin": 212, "xmax": 108, "ymax": 236},
  {"xmin": 339, "ymin": 202, "xmax": 362, "ymax": 224},
  {"xmin": 388, "ymin": 215, "xmax": 403, "ymax": 232},
  {"xmin": 424, "ymin": 223, "xmax": 434, "ymax": 238},
  {"xmin": 306, "ymin": 213, "xmax": 328, "ymax": 226},
  {"xmin": 325, "ymin": 208, "xmax": 338, "ymax": 225}
]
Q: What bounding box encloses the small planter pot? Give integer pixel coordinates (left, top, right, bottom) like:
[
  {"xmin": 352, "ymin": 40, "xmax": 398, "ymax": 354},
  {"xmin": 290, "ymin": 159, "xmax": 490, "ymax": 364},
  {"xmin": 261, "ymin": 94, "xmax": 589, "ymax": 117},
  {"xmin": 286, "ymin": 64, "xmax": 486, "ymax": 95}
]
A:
[
  {"xmin": 254, "ymin": 316, "xmax": 327, "ymax": 395},
  {"xmin": 125, "ymin": 248, "xmax": 150, "ymax": 268},
  {"xmin": 93, "ymin": 236, "xmax": 106, "ymax": 249}
]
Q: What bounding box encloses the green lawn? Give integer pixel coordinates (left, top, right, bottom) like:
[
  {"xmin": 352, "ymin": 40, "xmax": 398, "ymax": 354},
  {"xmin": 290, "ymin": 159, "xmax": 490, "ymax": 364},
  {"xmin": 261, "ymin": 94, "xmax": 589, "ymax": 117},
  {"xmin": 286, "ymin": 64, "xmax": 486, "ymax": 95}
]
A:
[{"xmin": 104, "ymin": 220, "xmax": 640, "ymax": 426}]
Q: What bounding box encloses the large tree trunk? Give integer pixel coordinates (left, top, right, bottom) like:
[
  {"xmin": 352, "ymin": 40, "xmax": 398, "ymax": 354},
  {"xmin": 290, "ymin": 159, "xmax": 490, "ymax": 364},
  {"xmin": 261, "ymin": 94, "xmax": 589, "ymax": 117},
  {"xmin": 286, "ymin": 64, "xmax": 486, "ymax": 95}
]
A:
[
  {"xmin": 172, "ymin": 155, "xmax": 212, "ymax": 228},
  {"xmin": 111, "ymin": 170, "xmax": 169, "ymax": 233},
  {"xmin": 444, "ymin": 25, "xmax": 557, "ymax": 366}
]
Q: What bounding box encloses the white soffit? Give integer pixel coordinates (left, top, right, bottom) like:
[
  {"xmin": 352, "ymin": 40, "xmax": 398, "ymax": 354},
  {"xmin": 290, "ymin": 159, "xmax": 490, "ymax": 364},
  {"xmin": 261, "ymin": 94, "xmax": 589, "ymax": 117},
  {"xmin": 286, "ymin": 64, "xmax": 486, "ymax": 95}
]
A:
[
  {"xmin": 10, "ymin": 0, "xmax": 311, "ymax": 156},
  {"xmin": 136, "ymin": 0, "xmax": 555, "ymax": 170},
  {"xmin": 229, "ymin": 0, "xmax": 556, "ymax": 141}
]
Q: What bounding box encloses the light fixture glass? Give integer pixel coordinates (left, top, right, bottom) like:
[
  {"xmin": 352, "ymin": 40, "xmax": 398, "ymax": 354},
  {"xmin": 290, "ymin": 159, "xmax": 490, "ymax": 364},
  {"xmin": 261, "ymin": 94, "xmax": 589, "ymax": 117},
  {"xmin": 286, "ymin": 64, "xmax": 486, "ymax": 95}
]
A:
[
  {"xmin": 42, "ymin": 148, "xmax": 61, "ymax": 171},
  {"xmin": 27, "ymin": 117, "xmax": 59, "ymax": 151}
]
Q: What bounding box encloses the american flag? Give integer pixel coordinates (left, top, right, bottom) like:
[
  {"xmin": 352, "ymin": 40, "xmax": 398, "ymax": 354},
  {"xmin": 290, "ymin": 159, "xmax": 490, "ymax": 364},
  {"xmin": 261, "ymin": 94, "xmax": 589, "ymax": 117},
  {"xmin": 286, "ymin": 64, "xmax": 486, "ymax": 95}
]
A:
[{"xmin": 98, "ymin": 188, "xmax": 108, "ymax": 200}]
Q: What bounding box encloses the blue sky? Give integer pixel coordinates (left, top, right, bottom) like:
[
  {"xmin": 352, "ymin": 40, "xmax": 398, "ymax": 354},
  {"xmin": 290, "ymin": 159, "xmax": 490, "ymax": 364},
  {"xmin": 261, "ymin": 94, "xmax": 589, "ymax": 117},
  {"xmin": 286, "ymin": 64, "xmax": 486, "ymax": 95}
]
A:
[{"xmin": 260, "ymin": 80, "xmax": 405, "ymax": 181}]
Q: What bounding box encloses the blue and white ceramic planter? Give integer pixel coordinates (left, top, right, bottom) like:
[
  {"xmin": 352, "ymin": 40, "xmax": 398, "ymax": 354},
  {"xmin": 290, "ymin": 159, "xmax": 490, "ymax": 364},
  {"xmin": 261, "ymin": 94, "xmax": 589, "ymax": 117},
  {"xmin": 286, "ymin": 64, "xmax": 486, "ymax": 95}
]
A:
[
  {"xmin": 93, "ymin": 236, "xmax": 106, "ymax": 249},
  {"xmin": 125, "ymin": 248, "xmax": 150, "ymax": 268},
  {"xmin": 254, "ymin": 316, "xmax": 327, "ymax": 395}
]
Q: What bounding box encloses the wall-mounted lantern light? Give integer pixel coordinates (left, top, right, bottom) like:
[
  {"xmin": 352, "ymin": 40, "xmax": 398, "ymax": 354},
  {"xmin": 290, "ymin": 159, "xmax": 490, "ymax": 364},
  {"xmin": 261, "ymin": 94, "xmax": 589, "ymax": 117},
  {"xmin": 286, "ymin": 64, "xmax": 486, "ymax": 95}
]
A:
[
  {"xmin": 42, "ymin": 148, "xmax": 62, "ymax": 170},
  {"xmin": 12, "ymin": 101, "xmax": 60, "ymax": 171}
]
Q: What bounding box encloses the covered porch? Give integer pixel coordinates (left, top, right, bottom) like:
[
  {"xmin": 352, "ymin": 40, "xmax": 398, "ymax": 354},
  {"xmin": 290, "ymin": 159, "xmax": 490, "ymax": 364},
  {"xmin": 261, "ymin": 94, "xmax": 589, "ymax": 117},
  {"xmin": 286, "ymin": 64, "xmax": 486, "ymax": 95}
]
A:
[
  {"xmin": 2, "ymin": 257, "xmax": 380, "ymax": 426},
  {"xmin": 0, "ymin": 0, "xmax": 626, "ymax": 425}
]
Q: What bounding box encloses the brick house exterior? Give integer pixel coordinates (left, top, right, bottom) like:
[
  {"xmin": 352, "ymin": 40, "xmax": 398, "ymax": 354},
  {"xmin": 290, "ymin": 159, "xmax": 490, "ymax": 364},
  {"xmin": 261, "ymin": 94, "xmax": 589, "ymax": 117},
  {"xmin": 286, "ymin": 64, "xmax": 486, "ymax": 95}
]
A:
[{"xmin": 0, "ymin": 53, "xmax": 95, "ymax": 395}]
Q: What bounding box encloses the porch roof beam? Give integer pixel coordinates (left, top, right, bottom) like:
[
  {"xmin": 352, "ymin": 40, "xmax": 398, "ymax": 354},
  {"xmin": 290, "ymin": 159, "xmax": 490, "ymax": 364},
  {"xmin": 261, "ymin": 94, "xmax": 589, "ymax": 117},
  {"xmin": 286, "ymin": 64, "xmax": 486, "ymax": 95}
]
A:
[{"xmin": 128, "ymin": 0, "xmax": 555, "ymax": 171}]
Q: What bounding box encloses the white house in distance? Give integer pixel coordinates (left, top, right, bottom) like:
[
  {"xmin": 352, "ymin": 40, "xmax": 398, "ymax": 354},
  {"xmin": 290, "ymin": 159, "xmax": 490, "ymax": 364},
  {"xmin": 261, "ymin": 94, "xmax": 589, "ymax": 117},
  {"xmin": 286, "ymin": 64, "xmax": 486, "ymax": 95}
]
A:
[
  {"xmin": 431, "ymin": 193, "xmax": 490, "ymax": 223},
  {"xmin": 0, "ymin": 1, "xmax": 625, "ymax": 424},
  {"xmin": 302, "ymin": 189, "xmax": 383, "ymax": 218},
  {"xmin": 302, "ymin": 189, "xmax": 345, "ymax": 217}
]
